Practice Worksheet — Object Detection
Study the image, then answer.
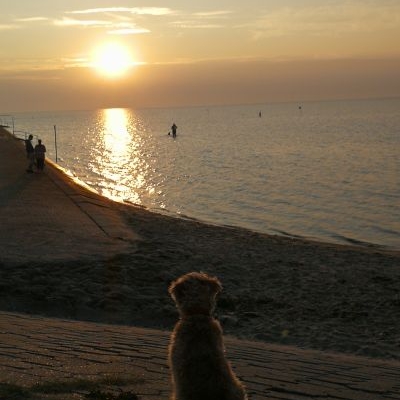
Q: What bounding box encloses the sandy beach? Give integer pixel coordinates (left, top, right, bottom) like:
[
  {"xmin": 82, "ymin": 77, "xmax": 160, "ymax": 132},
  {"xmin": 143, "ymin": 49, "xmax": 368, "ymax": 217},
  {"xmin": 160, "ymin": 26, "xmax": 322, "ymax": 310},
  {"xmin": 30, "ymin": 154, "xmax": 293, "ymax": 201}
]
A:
[
  {"xmin": 1, "ymin": 199, "xmax": 399, "ymax": 361},
  {"xmin": 0, "ymin": 127, "xmax": 399, "ymax": 362}
]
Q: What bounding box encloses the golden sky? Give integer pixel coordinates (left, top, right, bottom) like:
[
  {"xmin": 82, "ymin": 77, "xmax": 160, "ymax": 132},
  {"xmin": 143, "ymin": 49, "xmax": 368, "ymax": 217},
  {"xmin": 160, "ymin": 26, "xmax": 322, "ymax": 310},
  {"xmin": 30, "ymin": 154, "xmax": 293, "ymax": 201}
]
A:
[{"xmin": 1, "ymin": 0, "xmax": 399, "ymax": 111}]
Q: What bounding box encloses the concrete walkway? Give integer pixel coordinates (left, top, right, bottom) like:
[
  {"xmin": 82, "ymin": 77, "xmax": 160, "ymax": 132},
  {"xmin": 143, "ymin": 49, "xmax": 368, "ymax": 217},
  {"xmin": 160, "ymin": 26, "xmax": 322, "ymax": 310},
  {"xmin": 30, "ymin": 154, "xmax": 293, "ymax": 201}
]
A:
[
  {"xmin": 0, "ymin": 127, "xmax": 138, "ymax": 264},
  {"xmin": 1, "ymin": 127, "xmax": 400, "ymax": 399},
  {"xmin": 1, "ymin": 312, "xmax": 400, "ymax": 400}
]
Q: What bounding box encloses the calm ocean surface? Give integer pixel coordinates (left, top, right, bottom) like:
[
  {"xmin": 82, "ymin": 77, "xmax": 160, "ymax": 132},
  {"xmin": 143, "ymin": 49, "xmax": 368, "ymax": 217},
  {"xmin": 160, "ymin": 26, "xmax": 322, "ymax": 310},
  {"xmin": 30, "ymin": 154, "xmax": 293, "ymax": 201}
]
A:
[{"xmin": 10, "ymin": 98, "xmax": 400, "ymax": 250}]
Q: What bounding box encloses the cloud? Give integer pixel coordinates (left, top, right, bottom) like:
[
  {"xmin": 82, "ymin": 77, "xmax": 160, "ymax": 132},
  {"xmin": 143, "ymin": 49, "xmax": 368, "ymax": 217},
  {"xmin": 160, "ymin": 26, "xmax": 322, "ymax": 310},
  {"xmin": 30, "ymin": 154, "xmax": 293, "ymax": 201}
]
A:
[
  {"xmin": 252, "ymin": 2, "xmax": 400, "ymax": 38},
  {"xmin": 15, "ymin": 17, "xmax": 49, "ymax": 22},
  {"xmin": 0, "ymin": 56, "xmax": 68, "ymax": 72},
  {"xmin": 0, "ymin": 24, "xmax": 19, "ymax": 30},
  {"xmin": 169, "ymin": 20, "xmax": 224, "ymax": 29},
  {"xmin": 54, "ymin": 17, "xmax": 110, "ymax": 27},
  {"xmin": 55, "ymin": 7, "xmax": 167, "ymax": 35},
  {"xmin": 38, "ymin": 6, "xmax": 232, "ymax": 35},
  {"xmin": 193, "ymin": 11, "xmax": 233, "ymax": 17},
  {"xmin": 53, "ymin": 17, "xmax": 150, "ymax": 35},
  {"xmin": 169, "ymin": 10, "xmax": 233, "ymax": 29},
  {"xmin": 67, "ymin": 7, "xmax": 174, "ymax": 16},
  {"xmin": 108, "ymin": 27, "xmax": 150, "ymax": 35},
  {"xmin": 106, "ymin": 22, "xmax": 150, "ymax": 35}
]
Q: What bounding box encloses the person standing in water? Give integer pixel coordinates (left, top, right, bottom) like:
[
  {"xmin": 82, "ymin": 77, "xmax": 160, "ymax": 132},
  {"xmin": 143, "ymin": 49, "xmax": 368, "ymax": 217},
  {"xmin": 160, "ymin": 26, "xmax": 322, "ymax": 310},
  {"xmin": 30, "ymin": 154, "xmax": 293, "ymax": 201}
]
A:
[{"xmin": 171, "ymin": 123, "xmax": 177, "ymax": 138}]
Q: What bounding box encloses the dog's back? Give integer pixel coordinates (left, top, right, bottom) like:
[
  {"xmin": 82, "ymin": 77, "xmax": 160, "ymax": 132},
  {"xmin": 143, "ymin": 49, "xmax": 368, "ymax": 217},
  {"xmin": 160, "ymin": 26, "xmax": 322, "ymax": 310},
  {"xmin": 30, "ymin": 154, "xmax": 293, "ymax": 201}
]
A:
[
  {"xmin": 168, "ymin": 272, "xmax": 247, "ymax": 400},
  {"xmin": 169, "ymin": 315, "xmax": 247, "ymax": 400}
]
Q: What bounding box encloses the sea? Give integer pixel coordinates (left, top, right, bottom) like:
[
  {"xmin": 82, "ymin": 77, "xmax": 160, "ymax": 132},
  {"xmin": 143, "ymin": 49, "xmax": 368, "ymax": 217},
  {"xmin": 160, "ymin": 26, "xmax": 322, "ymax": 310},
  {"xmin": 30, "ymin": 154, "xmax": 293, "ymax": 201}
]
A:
[{"xmin": 6, "ymin": 98, "xmax": 400, "ymax": 251}]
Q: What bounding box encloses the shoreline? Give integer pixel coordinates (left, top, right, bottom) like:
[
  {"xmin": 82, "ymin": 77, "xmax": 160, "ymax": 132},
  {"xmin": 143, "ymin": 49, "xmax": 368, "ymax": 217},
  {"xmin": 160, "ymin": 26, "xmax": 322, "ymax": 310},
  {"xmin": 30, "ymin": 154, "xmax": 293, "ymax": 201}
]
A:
[
  {"xmin": 127, "ymin": 202, "xmax": 400, "ymax": 254},
  {"xmin": 1, "ymin": 127, "xmax": 399, "ymax": 362},
  {"xmin": 62, "ymin": 160, "xmax": 399, "ymax": 255}
]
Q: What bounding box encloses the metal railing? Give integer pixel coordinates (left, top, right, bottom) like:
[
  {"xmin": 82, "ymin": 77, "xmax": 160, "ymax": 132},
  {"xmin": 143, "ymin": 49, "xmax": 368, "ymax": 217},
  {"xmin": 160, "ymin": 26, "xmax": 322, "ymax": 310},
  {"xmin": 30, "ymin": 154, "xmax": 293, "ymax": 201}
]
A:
[
  {"xmin": 0, "ymin": 114, "xmax": 14, "ymax": 133},
  {"xmin": 13, "ymin": 130, "xmax": 39, "ymax": 142},
  {"xmin": 2, "ymin": 115, "xmax": 58, "ymax": 163}
]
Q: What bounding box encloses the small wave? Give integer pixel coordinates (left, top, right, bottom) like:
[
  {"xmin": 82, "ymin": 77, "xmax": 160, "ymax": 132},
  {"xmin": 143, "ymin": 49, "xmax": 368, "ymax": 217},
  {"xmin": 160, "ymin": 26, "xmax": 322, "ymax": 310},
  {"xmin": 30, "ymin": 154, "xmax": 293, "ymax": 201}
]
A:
[
  {"xmin": 331, "ymin": 234, "xmax": 387, "ymax": 250},
  {"xmin": 271, "ymin": 229, "xmax": 305, "ymax": 239},
  {"xmin": 373, "ymin": 226, "xmax": 400, "ymax": 237}
]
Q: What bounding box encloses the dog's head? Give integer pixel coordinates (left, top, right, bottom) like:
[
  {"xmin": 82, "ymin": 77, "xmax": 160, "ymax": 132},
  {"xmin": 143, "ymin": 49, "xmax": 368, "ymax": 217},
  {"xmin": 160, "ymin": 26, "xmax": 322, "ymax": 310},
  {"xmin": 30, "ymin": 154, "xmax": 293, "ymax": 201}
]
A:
[{"xmin": 169, "ymin": 272, "xmax": 222, "ymax": 317}]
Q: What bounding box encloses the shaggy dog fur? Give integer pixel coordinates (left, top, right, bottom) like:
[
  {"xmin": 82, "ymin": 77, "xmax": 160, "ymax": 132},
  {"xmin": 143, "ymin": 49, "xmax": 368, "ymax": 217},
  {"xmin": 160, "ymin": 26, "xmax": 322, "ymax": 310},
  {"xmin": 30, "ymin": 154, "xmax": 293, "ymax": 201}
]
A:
[{"xmin": 168, "ymin": 272, "xmax": 248, "ymax": 400}]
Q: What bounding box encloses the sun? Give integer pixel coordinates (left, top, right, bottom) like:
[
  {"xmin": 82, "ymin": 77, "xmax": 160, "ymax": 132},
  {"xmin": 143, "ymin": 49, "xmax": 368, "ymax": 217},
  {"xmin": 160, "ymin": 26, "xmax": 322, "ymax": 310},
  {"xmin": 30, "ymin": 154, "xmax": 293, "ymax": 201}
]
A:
[{"xmin": 91, "ymin": 42, "xmax": 133, "ymax": 78}]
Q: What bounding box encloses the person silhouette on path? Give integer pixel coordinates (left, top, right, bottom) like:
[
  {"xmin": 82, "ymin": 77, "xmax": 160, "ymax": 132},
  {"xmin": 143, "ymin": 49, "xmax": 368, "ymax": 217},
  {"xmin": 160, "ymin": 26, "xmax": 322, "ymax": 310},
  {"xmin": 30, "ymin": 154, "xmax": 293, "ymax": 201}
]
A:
[
  {"xmin": 24, "ymin": 134, "xmax": 35, "ymax": 173},
  {"xmin": 35, "ymin": 139, "xmax": 46, "ymax": 171}
]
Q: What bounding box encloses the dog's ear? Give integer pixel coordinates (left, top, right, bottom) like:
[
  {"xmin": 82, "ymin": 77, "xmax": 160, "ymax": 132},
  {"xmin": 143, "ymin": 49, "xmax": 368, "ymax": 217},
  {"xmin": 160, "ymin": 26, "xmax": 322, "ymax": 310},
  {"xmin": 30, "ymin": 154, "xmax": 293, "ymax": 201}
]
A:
[
  {"xmin": 207, "ymin": 276, "xmax": 222, "ymax": 295},
  {"xmin": 196, "ymin": 271, "xmax": 222, "ymax": 294},
  {"xmin": 168, "ymin": 281, "xmax": 177, "ymax": 297},
  {"xmin": 168, "ymin": 279, "xmax": 186, "ymax": 300}
]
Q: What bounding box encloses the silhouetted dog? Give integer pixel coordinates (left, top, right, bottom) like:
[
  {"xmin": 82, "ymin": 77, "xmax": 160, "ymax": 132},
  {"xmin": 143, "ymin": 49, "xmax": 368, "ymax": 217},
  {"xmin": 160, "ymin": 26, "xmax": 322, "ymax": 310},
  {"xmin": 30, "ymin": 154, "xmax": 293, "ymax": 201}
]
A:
[{"xmin": 168, "ymin": 272, "xmax": 247, "ymax": 400}]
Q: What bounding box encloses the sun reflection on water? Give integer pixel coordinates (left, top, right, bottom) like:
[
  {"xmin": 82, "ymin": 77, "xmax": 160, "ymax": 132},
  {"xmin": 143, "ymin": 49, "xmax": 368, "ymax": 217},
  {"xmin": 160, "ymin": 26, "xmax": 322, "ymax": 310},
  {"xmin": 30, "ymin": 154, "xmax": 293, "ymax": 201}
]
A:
[{"xmin": 96, "ymin": 108, "xmax": 148, "ymax": 203}]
